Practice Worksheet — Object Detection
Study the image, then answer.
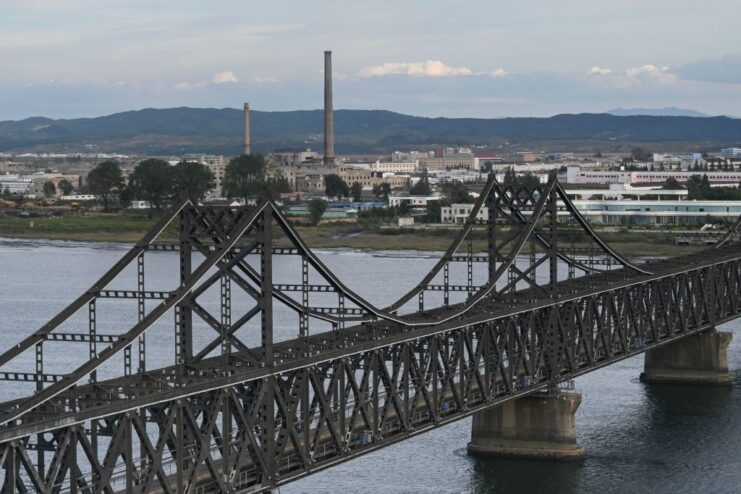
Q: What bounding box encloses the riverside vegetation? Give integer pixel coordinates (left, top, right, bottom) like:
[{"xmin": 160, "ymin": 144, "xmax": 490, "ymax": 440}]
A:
[{"xmin": 0, "ymin": 211, "xmax": 703, "ymax": 257}]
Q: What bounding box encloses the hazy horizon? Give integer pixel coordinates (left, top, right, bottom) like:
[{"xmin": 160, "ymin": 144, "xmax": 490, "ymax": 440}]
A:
[{"xmin": 0, "ymin": 105, "xmax": 733, "ymax": 124}]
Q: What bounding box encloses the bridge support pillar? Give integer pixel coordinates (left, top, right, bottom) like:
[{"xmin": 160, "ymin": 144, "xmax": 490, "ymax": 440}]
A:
[
  {"xmin": 467, "ymin": 390, "xmax": 584, "ymax": 460},
  {"xmin": 640, "ymin": 329, "xmax": 733, "ymax": 385}
]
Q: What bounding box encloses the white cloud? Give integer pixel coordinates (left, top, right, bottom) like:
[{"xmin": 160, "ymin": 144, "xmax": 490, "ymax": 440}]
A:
[
  {"xmin": 490, "ymin": 68, "xmax": 507, "ymax": 77},
  {"xmin": 359, "ymin": 60, "xmax": 473, "ymax": 78},
  {"xmin": 212, "ymin": 71, "xmax": 238, "ymax": 84},
  {"xmin": 587, "ymin": 66, "xmax": 611, "ymax": 75},
  {"xmin": 624, "ymin": 64, "xmax": 677, "ymax": 85},
  {"xmin": 174, "ymin": 81, "xmax": 192, "ymax": 91}
]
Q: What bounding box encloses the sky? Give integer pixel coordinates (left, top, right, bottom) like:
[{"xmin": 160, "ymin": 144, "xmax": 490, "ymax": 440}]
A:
[{"xmin": 2, "ymin": 0, "xmax": 741, "ymax": 120}]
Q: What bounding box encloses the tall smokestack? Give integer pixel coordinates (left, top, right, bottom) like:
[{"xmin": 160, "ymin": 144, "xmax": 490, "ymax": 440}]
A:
[
  {"xmin": 243, "ymin": 102, "xmax": 251, "ymax": 155},
  {"xmin": 323, "ymin": 50, "xmax": 335, "ymax": 165}
]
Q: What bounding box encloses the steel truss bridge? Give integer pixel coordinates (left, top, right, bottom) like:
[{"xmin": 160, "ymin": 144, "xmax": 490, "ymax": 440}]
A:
[{"xmin": 0, "ymin": 175, "xmax": 740, "ymax": 493}]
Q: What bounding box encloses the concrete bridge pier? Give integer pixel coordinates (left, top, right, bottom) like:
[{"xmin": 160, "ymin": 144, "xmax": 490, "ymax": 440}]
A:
[
  {"xmin": 640, "ymin": 328, "xmax": 733, "ymax": 385},
  {"xmin": 467, "ymin": 390, "xmax": 584, "ymax": 460}
]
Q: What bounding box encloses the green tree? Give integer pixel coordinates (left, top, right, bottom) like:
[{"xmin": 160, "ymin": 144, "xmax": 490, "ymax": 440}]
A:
[
  {"xmin": 410, "ymin": 174, "xmax": 432, "ymax": 195},
  {"xmin": 350, "ymin": 182, "xmax": 363, "ymax": 202},
  {"xmin": 86, "ymin": 161, "xmax": 124, "ymax": 211},
  {"xmin": 308, "ymin": 198, "xmax": 327, "ymax": 225},
  {"xmin": 662, "ymin": 177, "xmax": 683, "ymax": 190},
  {"xmin": 58, "ymin": 179, "xmax": 74, "ymax": 195},
  {"xmin": 224, "ymin": 154, "xmax": 268, "ymax": 201},
  {"xmin": 425, "ymin": 200, "xmax": 441, "ymax": 223},
  {"xmin": 372, "ymin": 183, "xmax": 391, "ymax": 201},
  {"xmin": 441, "ymin": 181, "xmax": 472, "ymax": 204},
  {"xmin": 42, "ymin": 181, "xmax": 56, "ymax": 198},
  {"xmin": 261, "ymin": 177, "xmax": 292, "ymax": 201},
  {"xmin": 129, "ymin": 159, "xmax": 174, "ymax": 210},
  {"xmin": 501, "ymin": 168, "xmax": 540, "ymax": 189},
  {"xmin": 172, "ymin": 161, "xmax": 215, "ymax": 202},
  {"xmin": 481, "ymin": 160, "xmax": 494, "ymax": 173},
  {"xmin": 324, "ymin": 174, "xmax": 349, "ymax": 198}
]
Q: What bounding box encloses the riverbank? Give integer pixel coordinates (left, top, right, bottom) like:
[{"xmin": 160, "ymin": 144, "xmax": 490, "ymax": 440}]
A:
[{"xmin": 0, "ymin": 213, "xmax": 704, "ymax": 257}]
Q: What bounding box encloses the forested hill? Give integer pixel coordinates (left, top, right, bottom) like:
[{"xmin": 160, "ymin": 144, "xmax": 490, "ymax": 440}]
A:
[{"xmin": 1, "ymin": 107, "xmax": 740, "ymax": 155}]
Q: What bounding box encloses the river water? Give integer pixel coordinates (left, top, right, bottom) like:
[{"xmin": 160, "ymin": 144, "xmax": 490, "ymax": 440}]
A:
[{"xmin": 0, "ymin": 239, "xmax": 739, "ymax": 494}]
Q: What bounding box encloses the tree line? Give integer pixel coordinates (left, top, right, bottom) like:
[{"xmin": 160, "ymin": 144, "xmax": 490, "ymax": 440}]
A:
[{"xmin": 85, "ymin": 154, "xmax": 291, "ymax": 211}]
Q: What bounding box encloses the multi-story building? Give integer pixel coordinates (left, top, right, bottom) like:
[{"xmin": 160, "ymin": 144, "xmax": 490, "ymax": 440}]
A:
[
  {"xmin": 441, "ymin": 203, "xmax": 489, "ymax": 224},
  {"xmin": 565, "ymin": 166, "xmax": 741, "ymax": 185},
  {"xmin": 392, "ymin": 151, "xmax": 433, "ymax": 162},
  {"xmin": 192, "ymin": 155, "xmax": 227, "ymax": 197},
  {"xmin": 388, "ymin": 194, "xmax": 441, "ymax": 210},
  {"xmin": 270, "ymin": 148, "xmax": 321, "ymax": 166},
  {"xmin": 419, "ymin": 155, "xmax": 476, "ymax": 171},
  {"xmin": 721, "ymin": 148, "xmax": 741, "ymax": 159},
  {"xmin": 0, "ymin": 173, "xmax": 33, "ymax": 195},
  {"xmin": 369, "ymin": 161, "xmax": 418, "ymax": 174}
]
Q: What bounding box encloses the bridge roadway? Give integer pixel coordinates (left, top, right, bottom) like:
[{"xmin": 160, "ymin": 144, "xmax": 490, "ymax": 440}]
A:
[{"xmin": 1, "ymin": 239, "xmax": 739, "ymax": 493}]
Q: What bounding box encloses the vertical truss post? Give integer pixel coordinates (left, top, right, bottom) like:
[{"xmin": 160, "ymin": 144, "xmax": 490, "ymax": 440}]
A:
[
  {"xmin": 300, "ymin": 258, "xmax": 309, "ymax": 340},
  {"xmin": 467, "ymin": 236, "xmax": 473, "ymax": 300},
  {"xmin": 176, "ymin": 208, "xmax": 193, "ymax": 370},
  {"xmin": 221, "ymin": 269, "xmax": 232, "ymax": 369},
  {"xmin": 487, "ymin": 177, "xmax": 497, "ymax": 281},
  {"xmin": 137, "ymin": 252, "xmax": 146, "ymax": 374},
  {"xmin": 69, "ymin": 430, "xmax": 78, "ymax": 494},
  {"xmin": 88, "ymin": 300, "xmax": 97, "ymax": 384},
  {"xmin": 443, "ymin": 264, "xmax": 450, "ymax": 306},
  {"xmin": 125, "ymin": 415, "xmax": 133, "ymax": 493},
  {"xmin": 176, "ymin": 400, "xmax": 184, "ymax": 494},
  {"xmin": 529, "ymin": 235, "xmax": 537, "ymax": 297},
  {"xmin": 222, "ymin": 390, "xmax": 232, "ymax": 490},
  {"xmin": 260, "ymin": 209, "xmax": 274, "ymax": 367},
  {"xmin": 548, "ymin": 179, "xmax": 559, "ymax": 297},
  {"xmin": 259, "ymin": 208, "xmax": 277, "ymax": 485},
  {"xmin": 338, "ymin": 293, "xmax": 345, "ymax": 337},
  {"xmin": 35, "ymin": 342, "xmax": 43, "ymax": 394},
  {"xmin": 2, "ymin": 443, "xmax": 15, "ymax": 494},
  {"xmin": 418, "ymin": 292, "xmax": 424, "ymax": 312}
]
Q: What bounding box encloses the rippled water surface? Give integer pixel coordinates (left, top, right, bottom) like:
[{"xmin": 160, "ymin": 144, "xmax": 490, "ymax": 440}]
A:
[{"xmin": 0, "ymin": 239, "xmax": 739, "ymax": 494}]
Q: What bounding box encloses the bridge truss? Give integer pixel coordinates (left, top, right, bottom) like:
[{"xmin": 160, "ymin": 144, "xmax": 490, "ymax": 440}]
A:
[{"xmin": 0, "ymin": 176, "xmax": 740, "ymax": 492}]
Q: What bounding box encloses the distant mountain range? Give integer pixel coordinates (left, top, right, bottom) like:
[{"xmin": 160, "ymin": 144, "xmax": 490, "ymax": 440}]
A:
[
  {"xmin": 1, "ymin": 107, "xmax": 740, "ymax": 155},
  {"xmin": 605, "ymin": 107, "xmax": 712, "ymax": 118}
]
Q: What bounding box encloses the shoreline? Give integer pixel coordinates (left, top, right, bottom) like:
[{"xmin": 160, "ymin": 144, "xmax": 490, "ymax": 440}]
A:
[
  {"xmin": 0, "ymin": 229, "xmax": 703, "ymax": 257},
  {"xmin": 0, "ymin": 211, "xmax": 705, "ymax": 257}
]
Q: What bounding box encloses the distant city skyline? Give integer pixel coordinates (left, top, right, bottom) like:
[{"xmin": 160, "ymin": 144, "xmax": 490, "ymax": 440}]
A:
[{"xmin": 3, "ymin": 0, "xmax": 741, "ymax": 120}]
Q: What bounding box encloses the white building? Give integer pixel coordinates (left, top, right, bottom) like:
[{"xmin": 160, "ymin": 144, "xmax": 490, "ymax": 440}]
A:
[
  {"xmin": 721, "ymin": 148, "xmax": 741, "ymax": 159},
  {"xmin": 419, "ymin": 155, "xmax": 476, "ymax": 171},
  {"xmin": 369, "ymin": 161, "xmax": 418, "ymax": 173},
  {"xmin": 0, "ymin": 173, "xmax": 34, "ymax": 195},
  {"xmin": 441, "ymin": 204, "xmax": 489, "ymax": 224},
  {"xmin": 566, "ymin": 166, "xmax": 741, "ymax": 185},
  {"xmin": 388, "ymin": 194, "xmax": 441, "ymax": 209}
]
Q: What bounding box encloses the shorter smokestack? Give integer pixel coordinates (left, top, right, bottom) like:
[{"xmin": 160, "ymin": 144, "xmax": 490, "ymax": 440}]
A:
[
  {"xmin": 324, "ymin": 50, "xmax": 335, "ymax": 165},
  {"xmin": 243, "ymin": 102, "xmax": 251, "ymax": 155}
]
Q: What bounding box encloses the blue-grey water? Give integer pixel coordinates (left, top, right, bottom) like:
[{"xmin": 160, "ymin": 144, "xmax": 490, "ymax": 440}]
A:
[{"xmin": 0, "ymin": 238, "xmax": 739, "ymax": 494}]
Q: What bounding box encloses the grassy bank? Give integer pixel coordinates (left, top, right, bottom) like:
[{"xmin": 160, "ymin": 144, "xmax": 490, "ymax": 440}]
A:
[
  {"xmin": 0, "ymin": 212, "xmax": 703, "ymax": 257},
  {"xmin": 0, "ymin": 213, "xmax": 162, "ymax": 243}
]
